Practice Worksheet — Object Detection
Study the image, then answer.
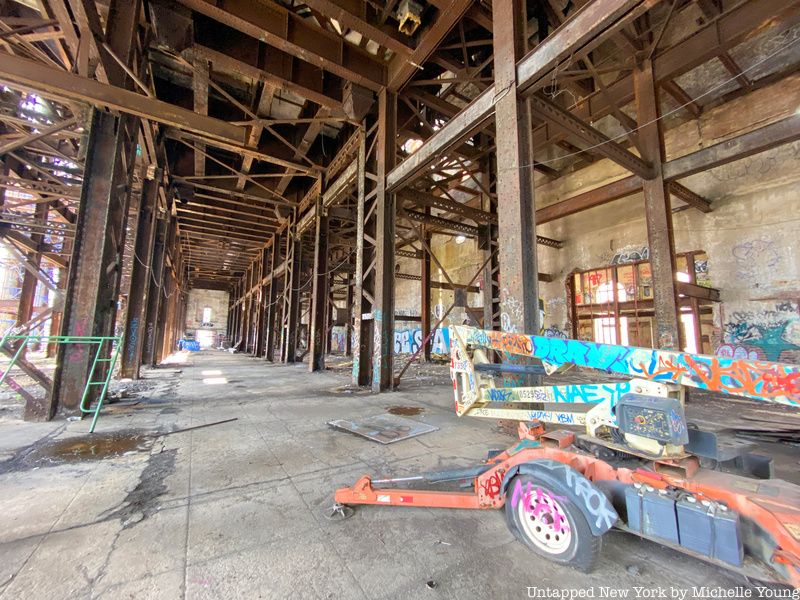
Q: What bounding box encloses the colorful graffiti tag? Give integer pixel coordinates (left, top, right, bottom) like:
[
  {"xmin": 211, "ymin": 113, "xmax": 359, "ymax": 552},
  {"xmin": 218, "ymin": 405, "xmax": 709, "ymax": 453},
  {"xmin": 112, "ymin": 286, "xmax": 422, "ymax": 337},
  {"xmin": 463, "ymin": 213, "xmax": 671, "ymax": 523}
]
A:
[
  {"xmin": 457, "ymin": 326, "xmax": 800, "ymax": 406},
  {"xmin": 720, "ymin": 303, "xmax": 800, "ymax": 363},
  {"xmin": 331, "ymin": 326, "xmax": 452, "ymax": 356},
  {"xmin": 510, "ymin": 480, "xmax": 571, "ymax": 534}
]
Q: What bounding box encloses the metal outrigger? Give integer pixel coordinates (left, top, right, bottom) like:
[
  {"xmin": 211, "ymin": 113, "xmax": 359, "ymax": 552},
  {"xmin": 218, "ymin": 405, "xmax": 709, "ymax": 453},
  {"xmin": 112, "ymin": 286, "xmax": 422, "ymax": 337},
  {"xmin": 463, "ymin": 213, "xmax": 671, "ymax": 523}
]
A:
[{"xmin": 334, "ymin": 326, "xmax": 800, "ymax": 587}]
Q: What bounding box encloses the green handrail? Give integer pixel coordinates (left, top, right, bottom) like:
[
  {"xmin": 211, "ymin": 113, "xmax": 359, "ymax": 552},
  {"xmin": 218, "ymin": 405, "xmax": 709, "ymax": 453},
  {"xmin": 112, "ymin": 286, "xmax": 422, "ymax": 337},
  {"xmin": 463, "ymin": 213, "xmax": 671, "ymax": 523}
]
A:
[{"xmin": 0, "ymin": 334, "xmax": 123, "ymax": 433}]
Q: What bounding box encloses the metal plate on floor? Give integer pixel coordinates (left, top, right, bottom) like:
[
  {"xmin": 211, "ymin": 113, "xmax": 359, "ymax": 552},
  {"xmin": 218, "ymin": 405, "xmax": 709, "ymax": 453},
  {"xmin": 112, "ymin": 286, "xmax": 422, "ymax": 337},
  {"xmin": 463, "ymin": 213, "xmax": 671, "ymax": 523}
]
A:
[{"xmin": 327, "ymin": 414, "xmax": 438, "ymax": 444}]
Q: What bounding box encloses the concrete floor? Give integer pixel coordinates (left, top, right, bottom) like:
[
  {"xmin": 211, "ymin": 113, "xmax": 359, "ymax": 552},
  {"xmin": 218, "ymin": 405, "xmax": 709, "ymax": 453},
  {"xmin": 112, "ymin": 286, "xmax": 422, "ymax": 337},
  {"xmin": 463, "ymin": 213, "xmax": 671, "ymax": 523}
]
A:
[{"xmin": 0, "ymin": 351, "xmax": 775, "ymax": 599}]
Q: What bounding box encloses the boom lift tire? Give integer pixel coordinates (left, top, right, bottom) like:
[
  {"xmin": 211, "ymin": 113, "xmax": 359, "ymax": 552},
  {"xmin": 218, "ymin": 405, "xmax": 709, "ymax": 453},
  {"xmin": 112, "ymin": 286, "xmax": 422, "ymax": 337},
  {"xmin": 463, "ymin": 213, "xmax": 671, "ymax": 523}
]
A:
[{"xmin": 504, "ymin": 474, "xmax": 602, "ymax": 572}]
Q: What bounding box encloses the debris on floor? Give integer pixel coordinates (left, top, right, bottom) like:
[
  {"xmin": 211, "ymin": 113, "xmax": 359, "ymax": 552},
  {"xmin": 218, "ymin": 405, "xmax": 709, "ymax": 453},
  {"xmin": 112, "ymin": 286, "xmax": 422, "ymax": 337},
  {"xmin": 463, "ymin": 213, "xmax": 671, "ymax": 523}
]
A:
[
  {"xmin": 327, "ymin": 413, "xmax": 439, "ymax": 444},
  {"xmin": 386, "ymin": 405, "xmax": 424, "ymax": 416}
]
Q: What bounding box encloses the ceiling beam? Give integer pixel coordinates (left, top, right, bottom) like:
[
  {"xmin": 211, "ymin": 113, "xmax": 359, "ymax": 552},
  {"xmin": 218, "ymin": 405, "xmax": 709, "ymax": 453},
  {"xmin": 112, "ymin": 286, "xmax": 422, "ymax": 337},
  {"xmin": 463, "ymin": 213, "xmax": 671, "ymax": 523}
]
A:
[
  {"xmin": 176, "ymin": 0, "xmax": 385, "ymax": 90},
  {"xmin": 300, "ymin": 0, "xmax": 413, "ymax": 57},
  {"xmin": 529, "ymin": 93, "xmax": 653, "ymax": 179},
  {"xmin": 387, "ymin": 0, "xmax": 648, "ymax": 190},
  {"xmin": 188, "ymin": 45, "xmax": 344, "ymax": 112},
  {"xmin": 663, "ymin": 115, "xmax": 800, "ymax": 181},
  {"xmin": 387, "ymin": 0, "xmax": 473, "ymax": 91},
  {"xmin": 533, "ymin": 0, "xmax": 800, "ymax": 150},
  {"xmin": 0, "ymin": 51, "xmax": 245, "ymax": 145}
]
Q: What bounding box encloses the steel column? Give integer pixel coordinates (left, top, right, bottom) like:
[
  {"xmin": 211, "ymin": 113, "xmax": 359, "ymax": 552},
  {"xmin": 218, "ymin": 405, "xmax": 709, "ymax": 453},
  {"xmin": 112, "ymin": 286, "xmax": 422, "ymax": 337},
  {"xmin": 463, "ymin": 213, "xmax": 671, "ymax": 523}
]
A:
[
  {"xmin": 142, "ymin": 216, "xmax": 168, "ymax": 366},
  {"xmin": 120, "ymin": 175, "xmax": 159, "ymax": 378},
  {"xmin": 309, "ymin": 192, "xmax": 329, "ymax": 372},
  {"xmin": 14, "ymin": 201, "xmax": 48, "ymax": 354},
  {"xmin": 351, "ymin": 127, "xmax": 368, "ymax": 385},
  {"xmin": 420, "ymin": 224, "xmax": 431, "ymax": 362},
  {"xmin": 264, "ymin": 234, "xmax": 280, "ymax": 361},
  {"xmin": 49, "ymin": 109, "xmax": 138, "ymax": 414},
  {"xmin": 345, "ymin": 271, "xmax": 353, "ymax": 357},
  {"xmin": 493, "ymin": 0, "xmax": 540, "ymax": 337},
  {"xmin": 283, "ymin": 220, "xmax": 301, "ymax": 363},
  {"xmin": 371, "ymin": 89, "xmax": 396, "ymax": 391},
  {"xmin": 635, "ymin": 59, "xmax": 681, "ymax": 350}
]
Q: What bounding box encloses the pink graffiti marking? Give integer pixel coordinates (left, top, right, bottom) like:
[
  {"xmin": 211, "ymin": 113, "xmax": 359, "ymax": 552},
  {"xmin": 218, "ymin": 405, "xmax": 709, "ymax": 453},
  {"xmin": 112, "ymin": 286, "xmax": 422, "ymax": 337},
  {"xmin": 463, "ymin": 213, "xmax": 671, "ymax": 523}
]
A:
[{"xmin": 510, "ymin": 480, "xmax": 570, "ymax": 534}]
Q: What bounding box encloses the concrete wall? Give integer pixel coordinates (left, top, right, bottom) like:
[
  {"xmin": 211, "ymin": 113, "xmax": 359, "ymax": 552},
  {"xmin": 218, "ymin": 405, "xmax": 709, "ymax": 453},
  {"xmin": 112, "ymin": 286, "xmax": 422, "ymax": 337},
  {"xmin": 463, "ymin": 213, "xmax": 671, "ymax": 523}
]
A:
[{"xmin": 185, "ymin": 288, "xmax": 229, "ymax": 347}]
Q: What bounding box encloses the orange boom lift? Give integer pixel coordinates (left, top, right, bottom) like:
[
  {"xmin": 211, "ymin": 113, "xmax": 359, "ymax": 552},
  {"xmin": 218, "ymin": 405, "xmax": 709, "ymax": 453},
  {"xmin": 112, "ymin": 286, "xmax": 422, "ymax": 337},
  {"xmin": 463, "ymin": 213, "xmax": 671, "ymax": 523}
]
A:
[{"xmin": 334, "ymin": 326, "xmax": 800, "ymax": 587}]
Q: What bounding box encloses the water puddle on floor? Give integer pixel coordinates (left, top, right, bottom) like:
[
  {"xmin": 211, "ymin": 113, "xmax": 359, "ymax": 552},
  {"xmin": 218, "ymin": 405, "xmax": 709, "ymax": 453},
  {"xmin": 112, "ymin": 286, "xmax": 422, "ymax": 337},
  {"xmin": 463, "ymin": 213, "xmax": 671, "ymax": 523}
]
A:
[
  {"xmin": 1, "ymin": 430, "xmax": 154, "ymax": 473},
  {"xmin": 386, "ymin": 406, "xmax": 424, "ymax": 416}
]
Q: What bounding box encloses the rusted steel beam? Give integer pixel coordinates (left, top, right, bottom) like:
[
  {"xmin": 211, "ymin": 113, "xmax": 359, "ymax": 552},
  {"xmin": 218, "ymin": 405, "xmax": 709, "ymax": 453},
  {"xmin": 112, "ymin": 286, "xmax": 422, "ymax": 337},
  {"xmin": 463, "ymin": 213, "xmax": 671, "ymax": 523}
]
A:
[
  {"xmin": 176, "ymin": 0, "xmax": 385, "ymax": 91},
  {"xmin": 529, "ymin": 94, "xmax": 654, "ymax": 179},
  {"xmin": 0, "ymin": 116, "xmax": 79, "ymax": 157},
  {"xmin": 301, "ymin": 0, "xmax": 413, "ymax": 57},
  {"xmin": 371, "ymin": 89, "xmax": 396, "ymax": 391},
  {"xmin": 663, "ymin": 115, "xmax": 800, "ymax": 181},
  {"xmin": 193, "ymin": 57, "xmax": 209, "ymax": 177},
  {"xmin": 0, "ymin": 227, "xmax": 67, "ymax": 268},
  {"xmin": 309, "ymin": 192, "xmax": 329, "ymax": 372},
  {"xmin": 165, "ymin": 128, "xmax": 314, "ymax": 174},
  {"xmin": 676, "ymin": 281, "xmax": 720, "ymax": 302},
  {"xmin": 50, "ymin": 109, "xmax": 139, "ymax": 414},
  {"xmin": 14, "ymin": 202, "xmax": 48, "ymax": 365},
  {"xmin": 188, "ymin": 45, "xmax": 343, "ymax": 112},
  {"xmin": 264, "ymin": 234, "xmax": 280, "ymax": 361},
  {"xmin": 420, "ymin": 224, "xmax": 431, "ymax": 361},
  {"xmin": 537, "ymin": 175, "xmax": 641, "ymax": 224},
  {"xmin": 0, "ymin": 52, "xmax": 245, "ymax": 145},
  {"xmin": 142, "ymin": 217, "xmax": 168, "ymax": 367},
  {"xmin": 635, "ymin": 59, "xmax": 680, "ymax": 350},
  {"xmin": 533, "ymin": 0, "xmax": 799, "ymax": 150},
  {"xmin": 387, "ymin": 0, "xmax": 646, "ymax": 191},
  {"xmin": 669, "ymin": 182, "xmax": 711, "ymax": 213},
  {"xmin": 400, "ymin": 189, "xmax": 497, "ymax": 224},
  {"xmin": 351, "ymin": 128, "xmax": 367, "ymax": 386},
  {"xmin": 388, "ymin": 0, "xmax": 472, "ymax": 91},
  {"xmin": 388, "ymin": 88, "xmax": 494, "ymax": 191},
  {"xmin": 395, "ymin": 248, "xmax": 423, "ymax": 259},
  {"xmin": 537, "ymin": 174, "xmax": 714, "ymax": 223},
  {"xmin": 494, "ymin": 0, "xmax": 540, "ymax": 339},
  {"xmin": 282, "ymin": 218, "xmax": 302, "ymax": 362},
  {"xmin": 120, "ymin": 177, "xmax": 160, "ymax": 379}
]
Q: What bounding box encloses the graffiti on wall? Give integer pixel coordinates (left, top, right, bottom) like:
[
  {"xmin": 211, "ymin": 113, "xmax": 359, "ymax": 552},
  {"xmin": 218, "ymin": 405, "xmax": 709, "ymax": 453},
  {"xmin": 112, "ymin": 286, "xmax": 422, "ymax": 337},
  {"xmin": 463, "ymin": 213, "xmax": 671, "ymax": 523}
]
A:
[
  {"xmin": 331, "ymin": 326, "xmax": 452, "ymax": 355},
  {"xmin": 394, "ymin": 328, "xmax": 451, "ymax": 354},
  {"xmin": 459, "ymin": 325, "xmax": 800, "ymax": 406},
  {"xmin": 610, "ymin": 245, "xmax": 649, "ymax": 266},
  {"xmin": 731, "ymin": 237, "xmax": 781, "ymax": 281},
  {"xmin": 694, "ymin": 259, "xmax": 711, "ymax": 288},
  {"xmin": 719, "ymin": 302, "xmax": 800, "ymax": 363}
]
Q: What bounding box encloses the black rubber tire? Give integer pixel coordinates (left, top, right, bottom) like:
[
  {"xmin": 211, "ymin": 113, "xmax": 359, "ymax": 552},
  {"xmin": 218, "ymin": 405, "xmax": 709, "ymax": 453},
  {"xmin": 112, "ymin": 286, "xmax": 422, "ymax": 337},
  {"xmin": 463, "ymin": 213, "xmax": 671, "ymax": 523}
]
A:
[{"xmin": 505, "ymin": 474, "xmax": 602, "ymax": 573}]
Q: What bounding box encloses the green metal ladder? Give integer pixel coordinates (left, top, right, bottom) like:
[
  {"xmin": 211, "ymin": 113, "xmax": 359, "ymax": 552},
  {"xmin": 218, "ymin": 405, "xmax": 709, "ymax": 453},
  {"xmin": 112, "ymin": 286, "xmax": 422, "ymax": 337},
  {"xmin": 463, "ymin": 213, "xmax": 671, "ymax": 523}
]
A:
[{"xmin": 0, "ymin": 333, "xmax": 123, "ymax": 433}]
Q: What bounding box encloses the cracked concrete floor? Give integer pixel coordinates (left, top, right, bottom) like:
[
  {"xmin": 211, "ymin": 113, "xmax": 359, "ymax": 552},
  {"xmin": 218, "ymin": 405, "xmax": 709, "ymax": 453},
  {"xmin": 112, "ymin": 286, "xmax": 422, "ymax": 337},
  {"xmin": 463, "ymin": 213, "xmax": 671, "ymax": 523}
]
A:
[{"xmin": 0, "ymin": 351, "xmax": 776, "ymax": 599}]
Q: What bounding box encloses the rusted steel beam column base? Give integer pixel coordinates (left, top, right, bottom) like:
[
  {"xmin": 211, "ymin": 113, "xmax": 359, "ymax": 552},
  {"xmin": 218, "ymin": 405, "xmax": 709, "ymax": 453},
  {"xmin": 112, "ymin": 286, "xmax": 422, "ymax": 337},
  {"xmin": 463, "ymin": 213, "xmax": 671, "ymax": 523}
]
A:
[{"xmin": 50, "ymin": 109, "xmax": 138, "ymax": 415}]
